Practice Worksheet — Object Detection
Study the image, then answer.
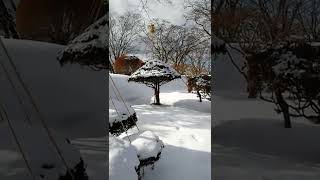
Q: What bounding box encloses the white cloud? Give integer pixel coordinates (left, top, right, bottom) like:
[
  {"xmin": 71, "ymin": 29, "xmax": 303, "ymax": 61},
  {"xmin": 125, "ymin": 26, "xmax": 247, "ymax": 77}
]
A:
[{"xmin": 109, "ymin": 0, "xmax": 187, "ymax": 25}]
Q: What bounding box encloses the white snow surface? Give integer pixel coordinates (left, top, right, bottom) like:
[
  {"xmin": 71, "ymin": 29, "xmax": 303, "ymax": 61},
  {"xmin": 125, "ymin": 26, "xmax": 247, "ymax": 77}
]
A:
[
  {"xmin": 213, "ymin": 46, "xmax": 320, "ymax": 179},
  {"xmin": 0, "ymin": 38, "xmax": 107, "ymax": 180},
  {"xmin": 110, "ymin": 73, "xmax": 211, "ymax": 180},
  {"xmin": 109, "ymin": 135, "xmax": 139, "ymax": 180}
]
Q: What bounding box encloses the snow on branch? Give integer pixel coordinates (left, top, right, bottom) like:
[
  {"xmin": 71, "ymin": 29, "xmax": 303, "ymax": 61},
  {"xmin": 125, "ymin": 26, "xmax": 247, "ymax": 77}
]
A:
[
  {"xmin": 57, "ymin": 14, "xmax": 108, "ymax": 70},
  {"xmin": 128, "ymin": 60, "xmax": 181, "ymax": 88}
]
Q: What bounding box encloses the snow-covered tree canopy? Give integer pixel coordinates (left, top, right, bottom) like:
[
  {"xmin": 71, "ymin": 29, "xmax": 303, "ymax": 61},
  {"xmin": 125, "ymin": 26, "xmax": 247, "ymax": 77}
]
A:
[
  {"xmin": 57, "ymin": 14, "xmax": 108, "ymax": 70},
  {"xmin": 128, "ymin": 60, "xmax": 181, "ymax": 88},
  {"xmin": 255, "ymin": 42, "xmax": 320, "ymax": 123},
  {"xmin": 188, "ymin": 74, "xmax": 211, "ymax": 101},
  {"xmin": 129, "ymin": 60, "xmax": 181, "ymax": 105}
]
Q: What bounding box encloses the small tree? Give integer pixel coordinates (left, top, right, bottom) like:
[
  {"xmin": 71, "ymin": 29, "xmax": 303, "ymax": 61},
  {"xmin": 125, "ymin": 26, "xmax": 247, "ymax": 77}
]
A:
[
  {"xmin": 128, "ymin": 60, "xmax": 181, "ymax": 105},
  {"xmin": 187, "ymin": 74, "xmax": 211, "ymax": 102},
  {"xmin": 256, "ymin": 42, "xmax": 320, "ymax": 128}
]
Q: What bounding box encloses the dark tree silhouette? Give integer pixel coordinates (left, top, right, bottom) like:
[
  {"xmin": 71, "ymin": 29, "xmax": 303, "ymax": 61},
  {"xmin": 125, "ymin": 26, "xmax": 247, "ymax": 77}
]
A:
[
  {"xmin": 255, "ymin": 42, "xmax": 320, "ymax": 128},
  {"xmin": 57, "ymin": 14, "xmax": 109, "ymax": 71}
]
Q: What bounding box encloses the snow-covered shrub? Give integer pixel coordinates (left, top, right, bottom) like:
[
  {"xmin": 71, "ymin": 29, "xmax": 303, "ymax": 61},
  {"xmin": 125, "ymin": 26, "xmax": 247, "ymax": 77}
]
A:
[
  {"xmin": 187, "ymin": 74, "xmax": 211, "ymax": 102},
  {"xmin": 57, "ymin": 14, "xmax": 108, "ymax": 70},
  {"xmin": 128, "ymin": 60, "xmax": 181, "ymax": 105},
  {"xmin": 109, "ymin": 135, "xmax": 140, "ymax": 180},
  {"xmin": 255, "ymin": 42, "xmax": 320, "ymax": 127},
  {"xmin": 131, "ymin": 131, "xmax": 165, "ymax": 180},
  {"xmin": 109, "ymin": 98, "xmax": 138, "ymax": 136}
]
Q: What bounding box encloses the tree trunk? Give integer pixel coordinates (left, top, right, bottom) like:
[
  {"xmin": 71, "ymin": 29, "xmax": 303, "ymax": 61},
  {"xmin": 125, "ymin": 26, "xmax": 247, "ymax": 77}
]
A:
[
  {"xmin": 246, "ymin": 56, "xmax": 259, "ymax": 98},
  {"xmin": 109, "ymin": 59, "xmax": 114, "ymax": 73},
  {"xmin": 197, "ymin": 90, "xmax": 202, "ymax": 102},
  {"xmin": 247, "ymin": 80, "xmax": 258, "ymax": 98},
  {"xmin": 275, "ymin": 90, "xmax": 291, "ymax": 128},
  {"xmin": 154, "ymin": 83, "xmax": 160, "ymax": 105}
]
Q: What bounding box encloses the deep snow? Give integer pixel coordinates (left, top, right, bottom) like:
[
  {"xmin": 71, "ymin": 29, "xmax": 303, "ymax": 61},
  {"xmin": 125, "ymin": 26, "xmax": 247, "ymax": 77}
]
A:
[
  {"xmin": 213, "ymin": 47, "xmax": 320, "ymax": 179},
  {"xmin": 0, "ymin": 38, "xmax": 107, "ymax": 180}
]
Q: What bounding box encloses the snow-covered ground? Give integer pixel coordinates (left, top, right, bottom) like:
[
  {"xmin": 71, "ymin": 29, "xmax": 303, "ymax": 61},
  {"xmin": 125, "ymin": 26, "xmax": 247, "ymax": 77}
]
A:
[
  {"xmin": 110, "ymin": 74, "xmax": 211, "ymax": 180},
  {"xmin": 213, "ymin": 52, "xmax": 320, "ymax": 179},
  {"xmin": 0, "ymin": 38, "xmax": 107, "ymax": 180}
]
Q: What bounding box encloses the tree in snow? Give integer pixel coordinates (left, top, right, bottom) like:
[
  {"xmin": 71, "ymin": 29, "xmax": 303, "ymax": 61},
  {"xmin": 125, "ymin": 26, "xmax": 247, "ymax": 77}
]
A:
[
  {"xmin": 298, "ymin": 0, "xmax": 320, "ymax": 41},
  {"xmin": 185, "ymin": 0, "xmax": 211, "ymax": 37},
  {"xmin": 128, "ymin": 60, "xmax": 181, "ymax": 105},
  {"xmin": 209, "ymin": 0, "xmax": 305, "ymax": 98},
  {"xmin": 109, "ymin": 12, "xmax": 143, "ymax": 69},
  {"xmin": 255, "ymin": 42, "xmax": 320, "ymax": 128},
  {"xmin": 187, "ymin": 74, "xmax": 211, "ymax": 102},
  {"xmin": 142, "ymin": 20, "xmax": 208, "ymax": 63}
]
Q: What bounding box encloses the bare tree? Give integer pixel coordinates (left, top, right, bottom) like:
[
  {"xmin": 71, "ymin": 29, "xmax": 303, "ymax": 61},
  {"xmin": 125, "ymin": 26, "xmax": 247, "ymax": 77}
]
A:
[
  {"xmin": 142, "ymin": 20, "xmax": 207, "ymax": 67},
  {"xmin": 298, "ymin": 0, "xmax": 320, "ymax": 41},
  {"xmin": 109, "ymin": 12, "xmax": 143, "ymax": 67},
  {"xmin": 185, "ymin": 40, "xmax": 211, "ymax": 76},
  {"xmin": 49, "ymin": 9, "xmax": 75, "ymax": 45},
  {"xmin": 185, "ymin": 0, "xmax": 211, "ymax": 37}
]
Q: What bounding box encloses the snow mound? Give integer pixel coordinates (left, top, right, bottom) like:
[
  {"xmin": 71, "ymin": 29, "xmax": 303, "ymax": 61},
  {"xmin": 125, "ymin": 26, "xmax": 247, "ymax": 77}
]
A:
[
  {"xmin": 109, "ymin": 135, "xmax": 140, "ymax": 180},
  {"xmin": 132, "ymin": 131, "xmax": 164, "ymax": 160},
  {"xmin": 0, "ymin": 122, "xmax": 86, "ymax": 180}
]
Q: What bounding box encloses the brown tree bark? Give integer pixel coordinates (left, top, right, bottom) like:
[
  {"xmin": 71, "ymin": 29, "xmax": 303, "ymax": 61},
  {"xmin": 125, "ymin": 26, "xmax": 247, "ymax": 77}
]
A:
[
  {"xmin": 154, "ymin": 83, "xmax": 160, "ymax": 105},
  {"xmin": 197, "ymin": 90, "xmax": 202, "ymax": 102}
]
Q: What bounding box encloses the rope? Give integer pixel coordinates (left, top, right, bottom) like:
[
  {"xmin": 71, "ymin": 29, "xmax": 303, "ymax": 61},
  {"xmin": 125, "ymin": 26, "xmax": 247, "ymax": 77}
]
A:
[
  {"xmin": 0, "ymin": 40, "xmax": 32, "ymax": 125},
  {"xmin": 0, "ymin": 37, "xmax": 74, "ymax": 179},
  {"xmin": 109, "ymin": 94, "xmax": 132, "ymax": 143},
  {"xmin": 0, "ymin": 104, "xmax": 36, "ymax": 180},
  {"xmin": 109, "ymin": 76, "xmax": 131, "ymax": 114},
  {"xmin": 109, "ymin": 75, "xmax": 140, "ymax": 131}
]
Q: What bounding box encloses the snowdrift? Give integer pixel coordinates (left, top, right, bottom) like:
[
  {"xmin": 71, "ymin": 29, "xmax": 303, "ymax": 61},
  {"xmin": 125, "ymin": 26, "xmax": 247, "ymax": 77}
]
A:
[
  {"xmin": 0, "ymin": 38, "xmax": 107, "ymax": 180},
  {"xmin": 2, "ymin": 38, "xmax": 107, "ymax": 138},
  {"xmin": 109, "ymin": 135, "xmax": 140, "ymax": 180}
]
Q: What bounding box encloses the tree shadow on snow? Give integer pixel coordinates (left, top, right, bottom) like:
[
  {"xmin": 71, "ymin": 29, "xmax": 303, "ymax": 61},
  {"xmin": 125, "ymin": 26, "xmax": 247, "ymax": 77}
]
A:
[
  {"xmin": 213, "ymin": 118, "xmax": 320, "ymax": 164},
  {"xmin": 169, "ymin": 99, "xmax": 211, "ymax": 113}
]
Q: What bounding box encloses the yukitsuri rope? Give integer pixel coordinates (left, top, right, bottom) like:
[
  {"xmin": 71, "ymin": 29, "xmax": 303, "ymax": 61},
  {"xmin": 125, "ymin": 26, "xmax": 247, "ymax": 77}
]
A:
[{"xmin": 0, "ymin": 37, "xmax": 74, "ymax": 180}]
